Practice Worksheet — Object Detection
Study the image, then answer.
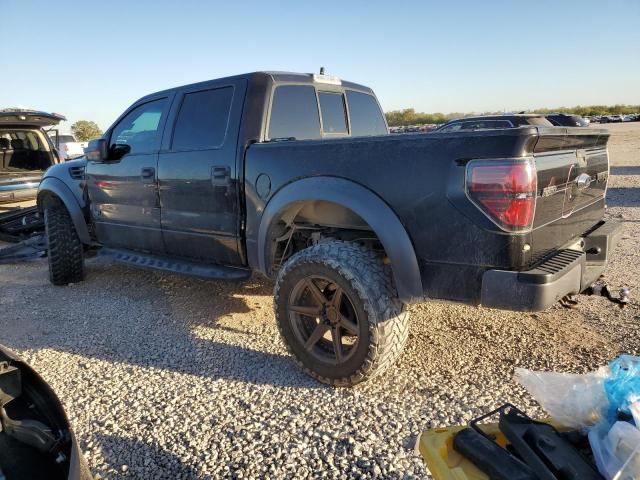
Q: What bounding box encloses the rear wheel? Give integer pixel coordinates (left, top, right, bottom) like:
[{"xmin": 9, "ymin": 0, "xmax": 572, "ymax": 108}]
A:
[
  {"xmin": 274, "ymin": 241, "xmax": 409, "ymax": 386},
  {"xmin": 44, "ymin": 200, "xmax": 84, "ymax": 285}
]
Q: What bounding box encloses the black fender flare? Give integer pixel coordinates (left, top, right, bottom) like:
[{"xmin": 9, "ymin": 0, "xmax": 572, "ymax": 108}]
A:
[
  {"xmin": 37, "ymin": 177, "xmax": 91, "ymax": 244},
  {"xmin": 257, "ymin": 177, "xmax": 423, "ymax": 303}
]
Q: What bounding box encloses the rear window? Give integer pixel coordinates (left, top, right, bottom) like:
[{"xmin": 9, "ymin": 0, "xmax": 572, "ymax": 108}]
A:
[
  {"xmin": 58, "ymin": 135, "xmax": 76, "ymax": 143},
  {"xmin": 346, "ymin": 90, "xmax": 388, "ymax": 136},
  {"xmin": 268, "ymin": 85, "xmax": 321, "ymax": 140},
  {"xmin": 172, "ymin": 86, "xmax": 234, "ymax": 150},
  {"xmin": 318, "ymin": 92, "xmax": 348, "ymax": 134}
]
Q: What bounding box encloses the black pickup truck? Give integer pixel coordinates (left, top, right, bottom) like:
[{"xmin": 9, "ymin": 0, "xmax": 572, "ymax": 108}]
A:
[{"xmin": 38, "ymin": 71, "xmax": 620, "ymax": 386}]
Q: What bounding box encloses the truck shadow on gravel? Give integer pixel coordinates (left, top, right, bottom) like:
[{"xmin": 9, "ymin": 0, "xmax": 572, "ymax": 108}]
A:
[
  {"xmin": 2, "ymin": 260, "xmax": 322, "ymax": 390},
  {"xmin": 606, "ymin": 187, "xmax": 640, "ymax": 208},
  {"xmin": 610, "ymin": 166, "xmax": 640, "ymax": 176},
  {"xmin": 91, "ymin": 433, "xmax": 200, "ymax": 479}
]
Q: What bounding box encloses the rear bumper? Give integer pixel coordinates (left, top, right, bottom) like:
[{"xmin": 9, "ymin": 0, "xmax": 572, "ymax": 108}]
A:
[{"xmin": 480, "ymin": 220, "xmax": 622, "ymax": 311}]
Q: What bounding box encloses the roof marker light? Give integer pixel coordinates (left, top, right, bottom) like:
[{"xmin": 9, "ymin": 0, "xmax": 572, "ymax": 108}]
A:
[{"xmin": 313, "ymin": 73, "xmax": 341, "ymax": 85}]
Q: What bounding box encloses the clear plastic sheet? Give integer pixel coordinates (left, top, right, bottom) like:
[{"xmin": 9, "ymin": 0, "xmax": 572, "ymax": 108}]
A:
[
  {"xmin": 514, "ymin": 366, "xmax": 609, "ymax": 429},
  {"xmin": 588, "ymin": 422, "xmax": 640, "ymax": 480}
]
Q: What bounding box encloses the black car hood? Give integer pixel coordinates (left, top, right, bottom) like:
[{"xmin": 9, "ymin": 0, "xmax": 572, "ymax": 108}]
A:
[{"xmin": 0, "ymin": 345, "xmax": 91, "ymax": 480}]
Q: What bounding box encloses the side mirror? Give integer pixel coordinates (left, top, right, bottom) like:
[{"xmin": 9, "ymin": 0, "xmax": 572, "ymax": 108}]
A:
[
  {"xmin": 109, "ymin": 144, "xmax": 131, "ymax": 160},
  {"xmin": 84, "ymin": 138, "xmax": 108, "ymax": 162}
]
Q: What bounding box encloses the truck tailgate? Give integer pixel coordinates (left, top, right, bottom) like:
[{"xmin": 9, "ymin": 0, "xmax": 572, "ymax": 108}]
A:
[{"xmin": 530, "ymin": 127, "xmax": 609, "ymax": 264}]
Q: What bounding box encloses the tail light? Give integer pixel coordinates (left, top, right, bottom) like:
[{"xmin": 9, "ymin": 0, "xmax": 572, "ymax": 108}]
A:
[{"xmin": 466, "ymin": 159, "xmax": 537, "ymax": 231}]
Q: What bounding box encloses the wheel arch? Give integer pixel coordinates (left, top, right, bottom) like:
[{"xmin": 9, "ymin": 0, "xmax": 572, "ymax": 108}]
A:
[
  {"xmin": 37, "ymin": 177, "xmax": 91, "ymax": 244},
  {"xmin": 256, "ymin": 177, "xmax": 423, "ymax": 303}
]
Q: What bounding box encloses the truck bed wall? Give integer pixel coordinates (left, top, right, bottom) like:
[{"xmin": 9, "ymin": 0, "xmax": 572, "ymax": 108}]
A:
[{"xmin": 244, "ymin": 128, "xmax": 605, "ymax": 304}]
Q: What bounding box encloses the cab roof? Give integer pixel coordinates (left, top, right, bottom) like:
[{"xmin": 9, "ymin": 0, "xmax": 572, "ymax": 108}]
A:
[{"xmin": 138, "ymin": 71, "xmax": 374, "ymax": 102}]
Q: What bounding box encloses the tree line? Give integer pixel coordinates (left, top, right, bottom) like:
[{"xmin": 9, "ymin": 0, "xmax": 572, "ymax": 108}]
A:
[{"xmin": 385, "ymin": 105, "xmax": 640, "ymax": 126}]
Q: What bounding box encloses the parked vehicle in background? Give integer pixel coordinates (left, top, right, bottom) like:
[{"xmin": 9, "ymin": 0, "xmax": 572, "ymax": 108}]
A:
[
  {"xmin": 0, "ymin": 110, "xmax": 64, "ymax": 205},
  {"xmin": 434, "ymin": 114, "xmax": 552, "ymax": 132},
  {"xmin": 49, "ymin": 133, "xmax": 84, "ymax": 160},
  {"xmin": 545, "ymin": 113, "xmax": 590, "ymax": 127},
  {"xmin": 603, "ymin": 115, "xmax": 624, "ymax": 123},
  {"xmin": 39, "ymin": 71, "xmax": 620, "ymax": 386}
]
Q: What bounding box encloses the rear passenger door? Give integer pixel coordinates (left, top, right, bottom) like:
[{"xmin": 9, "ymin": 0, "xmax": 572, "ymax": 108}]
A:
[{"xmin": 157, "ymin": 79, "xmax": 246, "ymax": 266}]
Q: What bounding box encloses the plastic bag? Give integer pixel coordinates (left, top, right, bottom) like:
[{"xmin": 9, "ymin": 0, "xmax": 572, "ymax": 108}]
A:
[
  {"xmin": 631, "ymin": 400, "xmax": 640, "ymax": 428},
  {"xmin": 514, "ymin": 367, "xmax": 609, "ymax": 429},
  {"xmin": 605, "ymin": 356, "xmax": 640, "ymax": 423},
  {"xmin": 589, "ymin": 421, "xmax": 640, "ymax": 480}
]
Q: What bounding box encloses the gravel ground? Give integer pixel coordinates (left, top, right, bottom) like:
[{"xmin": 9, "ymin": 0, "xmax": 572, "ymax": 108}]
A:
[{"xmin": 1, "ymin": 122, "xmax": 639, "ymax": 479}]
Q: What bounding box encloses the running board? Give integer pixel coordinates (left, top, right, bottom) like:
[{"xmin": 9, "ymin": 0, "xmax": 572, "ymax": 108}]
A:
[{"xmin": 99, "ymin": 248, "xmax": 251, "ymax": 281}]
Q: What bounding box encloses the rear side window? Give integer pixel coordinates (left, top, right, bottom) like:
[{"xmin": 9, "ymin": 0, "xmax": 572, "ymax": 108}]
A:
[
  {"xmin": 346, "ymin": 91, "xmax": 388, "ymax": 136},
  {"xmin": 318, "ymin": 92, "xmax": 347, "ymax": 134},
  {"xmin": 269, "ymin": 86, "xmax": 321, "ymax": 140},
  {"xmin": 172, "ymin": 86, "xmax": 234, "ymax": 150},
  {"xmin": 525, "ymin": 117, "xmax": 554, "ymax": 126},
  {"xmin": 110, "ymin": 98, "xmax": 167, "ymax": 154}
]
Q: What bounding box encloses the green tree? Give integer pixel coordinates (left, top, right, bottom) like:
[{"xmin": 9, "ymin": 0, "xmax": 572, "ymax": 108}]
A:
[{"xmin": 70, "ymin": 120, "xmax": 103, "ymax": 141}]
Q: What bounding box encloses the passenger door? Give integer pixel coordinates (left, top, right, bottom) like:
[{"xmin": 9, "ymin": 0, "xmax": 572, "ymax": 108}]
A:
[
  {"xmin": 86, "ymin": 96, "xmax": 171, "ymax": 252},
  {"xmin": 157, "ymin": 80, "xmax": 246, "ymax": 266}
]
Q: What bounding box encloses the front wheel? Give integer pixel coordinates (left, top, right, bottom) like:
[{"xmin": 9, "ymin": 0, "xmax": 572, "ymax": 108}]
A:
[
  {"xmin": 274, "ymin": 241, "xmax": 410, "ymax": 386},
  {"xmin": 44, "ymin": 200, "xmax": 84, "ymax": 286}
]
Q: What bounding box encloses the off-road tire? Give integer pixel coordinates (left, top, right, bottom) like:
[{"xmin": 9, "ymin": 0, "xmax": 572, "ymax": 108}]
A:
[
  {"xmin": 44, "ymin": 201, "xmax": 84, "ymax": 285},
  {"xmin": 274, "ymin": 241, "xmax": 410, "ymax": 386}
]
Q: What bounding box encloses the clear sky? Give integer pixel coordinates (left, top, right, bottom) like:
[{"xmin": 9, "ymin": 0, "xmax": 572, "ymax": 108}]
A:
[{"xmin": 2, "ymin": 0, "xmax": 639, "ymax": 132}]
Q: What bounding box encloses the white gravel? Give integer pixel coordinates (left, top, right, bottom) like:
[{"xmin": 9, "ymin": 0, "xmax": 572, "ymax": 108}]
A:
[{"xmin": 1, "ymin": 122, "xmax": 639, "ymax": 479}]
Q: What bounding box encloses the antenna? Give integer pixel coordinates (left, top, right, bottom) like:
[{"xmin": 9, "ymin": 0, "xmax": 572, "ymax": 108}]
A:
[{"xmin": 319, "ymin": 67, "xmax": 325, "ymax": 75}]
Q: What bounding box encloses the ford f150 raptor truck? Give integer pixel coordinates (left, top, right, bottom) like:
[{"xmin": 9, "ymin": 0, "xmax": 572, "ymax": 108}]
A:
[{"xmin": 37, "ymin": 71, "xmax": 620, "ymax": 386}]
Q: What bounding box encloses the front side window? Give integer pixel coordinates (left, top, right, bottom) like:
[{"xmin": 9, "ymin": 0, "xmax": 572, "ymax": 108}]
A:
[
  {"xmin": 460, "ymin": 120, "xmax": 511, "ymax": 130},
  {"xmin": 172, "ymin": 86, "xmax": 234, "ymax": 151},
  {"xmin": 346, "ymin": 90, "xmax": 387, "ymax": 136},
  {"xmin": 268, "ymin": 85, "xmax": 321, "ymax": 140},
  {"xmin": 318, "ymin": 92, "xmax": 347, "ymax": 134},
  {"xmin": 438, "ymin": 122, "xmax": 463, "ymax": 133},
  {"xmin": 110, "ymin": 98, "xmax": 167, "ymax": 154}
]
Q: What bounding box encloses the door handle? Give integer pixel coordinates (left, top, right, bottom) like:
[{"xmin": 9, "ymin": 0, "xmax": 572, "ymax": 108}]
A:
[
  {"xmin": 211, "ymin": 166, "xmax": 231, "ymax": 186},
  {"xmin": 140, "ymin": 167, "xmax": 155, "ymax": 182}
]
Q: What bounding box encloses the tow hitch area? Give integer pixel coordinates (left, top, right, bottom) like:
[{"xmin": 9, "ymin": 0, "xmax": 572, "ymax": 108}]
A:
[{"xmin": 561, "ymin": 276, "xmax": 631, "ymax": 309}]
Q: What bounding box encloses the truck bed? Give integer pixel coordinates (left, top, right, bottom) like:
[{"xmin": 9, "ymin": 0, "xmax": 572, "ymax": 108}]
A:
[{"xmin": 245, "ymin": 126, "xmax": 610, "ymax": 305}]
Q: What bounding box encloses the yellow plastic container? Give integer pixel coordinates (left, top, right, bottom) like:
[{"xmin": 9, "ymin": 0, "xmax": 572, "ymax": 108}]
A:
[
  {"xmin": 418, "ymin": 420, "xmax": 562, "ymax": 480},
  {"xmin": 418, "ymin": 424, "xmax": 507, "ymax": 480}
]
